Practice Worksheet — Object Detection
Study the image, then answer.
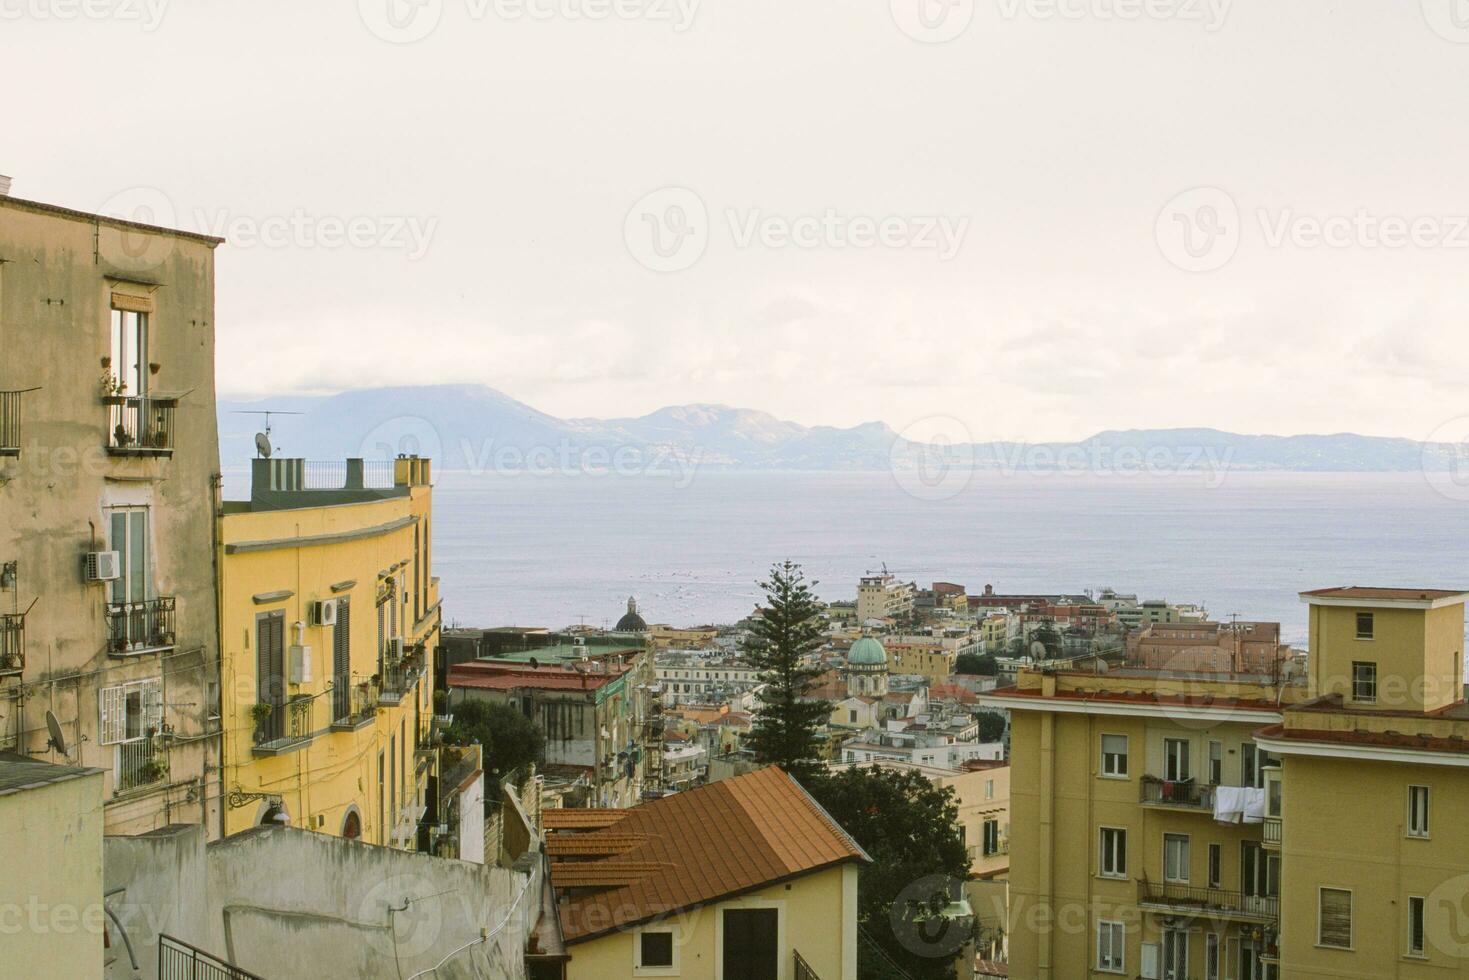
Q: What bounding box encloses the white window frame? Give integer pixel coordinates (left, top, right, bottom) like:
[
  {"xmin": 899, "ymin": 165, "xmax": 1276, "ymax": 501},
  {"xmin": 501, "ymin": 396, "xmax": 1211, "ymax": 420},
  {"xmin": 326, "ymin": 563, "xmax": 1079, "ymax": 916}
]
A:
[
  {"xmin": 1407, "ymin": 895, "xmax": 1426, "ymax": 957},
  {"xmin": 633, "ymin": 926, "xmax": 680, "ymax": 976},
  {"xmin": 1162, "ymin": 929, "xmax": 1189, "ymax": 980},
  {"xmin": 99, "ymin": 677, "xmax": 162, "ymax": 745},
  {"xmin": 1097, "ymin": 919, "xmax": 1125, "ymax": 973},
  {"xmin": 1407, "ymin": 785, "xmax": 1430, "ymax": 838},
  {"xmin": 1205, "ymin": 932, "xmax": 1222, "ymax": 980},
  {"xmin": 1100, "ymin": 733, "xmax": 1129, "ymax": 778},
  {"xmin": 1208, "ymin": 739, "xmax": 1223, "ymax": 784},
  {"xmin": 1352, "ymin": 661, "xmax": 1377, "ymax": 703},
  {"xmin": 1163, "ymin": 738, "xmax": 1191, "ymax": 782},
  {"xmin": 1164, "ymin": 833, "xmax": 1191, "ymax": 884},
  {"xmin": 1208, "ymin": 842, "xmax": 1222, "ymax": 888},
  {"xmin": 1318, "ymin": 886, "xmax": 1353, "ymax": 950},
  {"xmin": 1356, "ymin": 611, "xmax": 1374, "ymax": 639},
  {"xmin": 1099, "ymin": 826, "xmax": 1127, "ymax": 879}
]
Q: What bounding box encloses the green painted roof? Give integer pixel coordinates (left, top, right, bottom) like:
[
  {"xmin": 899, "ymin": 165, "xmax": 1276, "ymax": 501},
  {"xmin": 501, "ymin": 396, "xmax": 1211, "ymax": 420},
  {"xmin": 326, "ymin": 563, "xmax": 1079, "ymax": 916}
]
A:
[{"xmin": 848, "ymin": 636, "xmax": 888, "ymax": 666}]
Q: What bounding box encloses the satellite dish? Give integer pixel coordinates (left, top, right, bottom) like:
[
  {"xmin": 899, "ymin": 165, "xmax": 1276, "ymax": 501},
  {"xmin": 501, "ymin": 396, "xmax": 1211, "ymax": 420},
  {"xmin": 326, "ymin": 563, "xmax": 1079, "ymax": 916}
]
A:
[
  {"xmin": 255, "ymin": 432, "xmax": 272, "ymax": 458},
  {"xmin": 45, "ymin": 710, "xmax": 69, "ymax": 758}
]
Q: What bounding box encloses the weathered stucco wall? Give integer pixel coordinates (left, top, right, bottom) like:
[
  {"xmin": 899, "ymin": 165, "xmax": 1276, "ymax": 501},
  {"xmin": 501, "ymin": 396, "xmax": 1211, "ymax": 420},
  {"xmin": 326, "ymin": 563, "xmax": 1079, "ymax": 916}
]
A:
[{"xmin": 104, "ymin": 824, "xmax": 533, "ymax": 980}]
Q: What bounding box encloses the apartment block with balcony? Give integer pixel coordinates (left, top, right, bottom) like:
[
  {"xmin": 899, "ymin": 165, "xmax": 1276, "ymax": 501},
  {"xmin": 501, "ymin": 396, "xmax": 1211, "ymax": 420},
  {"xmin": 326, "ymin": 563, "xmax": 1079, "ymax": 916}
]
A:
[
  {"xmin": 979, "ymin": 662, "xmax": 1305, "ymax": 980},
  {"xmin": 857, "ymin": 573, "xmax": 916, "ymax": 623},
  {"xmin": 0, "ymin": 191, "xmax": 224, "ymax": 836},
  {"xmin": 217, "ymin": 455, "xmax": 446, "ymax": 850}
]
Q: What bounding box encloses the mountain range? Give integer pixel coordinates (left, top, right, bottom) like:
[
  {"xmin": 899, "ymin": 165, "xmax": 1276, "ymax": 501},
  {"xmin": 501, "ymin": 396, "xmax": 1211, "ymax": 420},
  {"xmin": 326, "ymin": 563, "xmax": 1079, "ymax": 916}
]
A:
[{"xmin": 216, "ymin": 384, "xmax": 1464, "ymax": 475}]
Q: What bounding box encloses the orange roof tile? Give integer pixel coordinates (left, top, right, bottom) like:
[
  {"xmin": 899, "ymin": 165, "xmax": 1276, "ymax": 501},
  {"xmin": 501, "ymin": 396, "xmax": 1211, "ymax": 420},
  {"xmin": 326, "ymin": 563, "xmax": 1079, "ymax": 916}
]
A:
[
  {"xmin": 1300, "ymin": 586, "xmax": 1468, "ymax": 601},
  {"xmin": 553, "ymin": 766, "xmax": 869, "ymax": 943},
  {"xmin": 542, "ymin": 808, "xmax": 627, "ymax": 831},
  {"xmin": 545, "ymin": 833, "xmax": 648, "ymax": 857}
]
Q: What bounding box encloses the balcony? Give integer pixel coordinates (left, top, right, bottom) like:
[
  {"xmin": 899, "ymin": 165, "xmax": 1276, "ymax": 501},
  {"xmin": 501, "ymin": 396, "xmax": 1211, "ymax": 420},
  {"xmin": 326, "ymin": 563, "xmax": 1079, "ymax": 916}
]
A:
[
  {"xmin": 115, "ymin": 736, "xmax": 167, "ymax": 794},
  {"xmin": 1263, "ymin": 816, "xmax": 1282, "ymax": 849},
  {"xmin": 377, "ymin": 652, "xmax": 424, "ymax": 706},
  {"xmin": 0, "ymin": 613, "xmax": 23, "ymax": 676},
  {"xmin": 1138, "ymin": 879, "xmax": 1279, "ymax": 924},
  {"xmin": 106, "ymin": 598, "xmax": 176, "ymax": 655},
  {"xmin": 1140, "ymin": 775, "xmax": 1215, "ymax": 811},
  {"xmin": 105, "ymin": 395, "xmax": 177, "ymax": 456},
  {"xmin": 0, "ymin": 389, "xmax": 30, "ymax": 456},
  {"xmin": 794, "ymin": 950, "xmax": 821, "ymax": 980},
  {"xmin": 329, "ymin": 679, "xmax": 378, "ymax": 732},
  {"xmin": 252, "ymin": 697, "xmax": 314, "ymax": 756}
]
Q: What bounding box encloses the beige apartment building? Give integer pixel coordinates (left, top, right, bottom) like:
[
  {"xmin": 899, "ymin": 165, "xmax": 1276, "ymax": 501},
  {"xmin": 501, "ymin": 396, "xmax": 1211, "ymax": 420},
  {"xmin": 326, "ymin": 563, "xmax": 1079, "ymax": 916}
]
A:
[
  {"xmin": 0, "ymin": 192, "xmax": 224, "ymax": 837},
  {"xmin": 985, "ymin": 584, "xmax": 1469, "ymax": 980},
  {"xmin": 858, "ymin": 573, "xmax": 916, "ymax": 622}
]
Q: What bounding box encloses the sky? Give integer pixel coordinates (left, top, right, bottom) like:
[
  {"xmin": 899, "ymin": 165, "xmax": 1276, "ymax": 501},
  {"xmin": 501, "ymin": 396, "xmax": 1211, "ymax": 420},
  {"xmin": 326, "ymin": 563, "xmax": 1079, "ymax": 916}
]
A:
[{"xmin": 6, "ymin": 0, "xmax": 1469, "ymax": 443}]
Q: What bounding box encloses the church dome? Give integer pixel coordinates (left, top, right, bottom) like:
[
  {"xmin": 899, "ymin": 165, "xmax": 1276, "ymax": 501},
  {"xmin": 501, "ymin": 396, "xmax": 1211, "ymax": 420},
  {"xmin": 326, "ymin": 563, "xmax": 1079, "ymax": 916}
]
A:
[
  {"xmin": 615, "ymin": 596, "xmax": 648, "ymax": 632},
  {"xmin": 848, "ymin": 636, "xmax": 888, "ymax": 667}
]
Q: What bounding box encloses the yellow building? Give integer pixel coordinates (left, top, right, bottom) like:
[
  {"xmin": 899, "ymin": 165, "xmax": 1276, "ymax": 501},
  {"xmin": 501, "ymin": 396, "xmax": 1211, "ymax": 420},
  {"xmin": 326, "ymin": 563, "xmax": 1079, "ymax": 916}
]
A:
[
  {"xmin": 984, "ymin": 584, "xmax": 1469, "ymax": 980},
  {"xmin": 545, "ymin": 766, "xmax": 867, "ymax": 980},
  {"xmin": 887, "ymin": 641, "xmax": 957, "ymax": 685},
  {"xmin": 218, "ymin": 455, "xmax": 443, "ymax": 848}
]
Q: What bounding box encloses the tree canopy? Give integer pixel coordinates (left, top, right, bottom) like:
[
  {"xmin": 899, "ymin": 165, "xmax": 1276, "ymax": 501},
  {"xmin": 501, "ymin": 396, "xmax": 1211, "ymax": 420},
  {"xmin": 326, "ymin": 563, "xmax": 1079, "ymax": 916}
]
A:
[
  {"xmin": 743, "ymin": 561, "xmax": 832, "ymax": 784},
  {"xmin": 443, "ymin": 699, "xmax": 545, "ymax": 782}
]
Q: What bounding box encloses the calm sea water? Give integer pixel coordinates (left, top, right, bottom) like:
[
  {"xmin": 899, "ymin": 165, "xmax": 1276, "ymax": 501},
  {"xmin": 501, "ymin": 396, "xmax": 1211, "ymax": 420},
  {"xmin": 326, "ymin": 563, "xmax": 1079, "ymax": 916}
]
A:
[{"xmin": 415, "ymin": 470, "xmax": 1469, "ymax": 646}]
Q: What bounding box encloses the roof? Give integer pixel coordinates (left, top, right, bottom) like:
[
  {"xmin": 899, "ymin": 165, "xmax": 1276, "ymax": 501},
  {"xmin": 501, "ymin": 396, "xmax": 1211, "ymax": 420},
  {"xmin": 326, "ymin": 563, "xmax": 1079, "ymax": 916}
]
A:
[
  {"xmin": 550, "ymin": 766, "xmax": 869, "ymax": 943},
  {"xmin": 543, "ymin": 808, "xmax": 627, "ymax": 831},
  {"xmin": 1300, "ymin": 587, "xmax": 1469, "ymax": 608},
  {"xmin": 0, "ymin": 754, "xmax": 103, "ymax": 797},
  {"xmin": 848, "ymin": 636, "xmax": 888, "ymax": 666},
  {"xmin": 448, "ymin": 663, "xmax": 628, "ymax": 692},
  {"xmin": 0, "ymin": 194, "xmax": 226, "ymax": 245}
]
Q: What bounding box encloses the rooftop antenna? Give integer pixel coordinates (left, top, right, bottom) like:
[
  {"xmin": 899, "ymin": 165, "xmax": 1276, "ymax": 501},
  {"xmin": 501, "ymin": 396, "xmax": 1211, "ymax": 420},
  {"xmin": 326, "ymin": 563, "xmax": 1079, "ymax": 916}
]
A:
[{"xmin": 231, "ymin": 410, "xmax": 304, "ymax": 458}]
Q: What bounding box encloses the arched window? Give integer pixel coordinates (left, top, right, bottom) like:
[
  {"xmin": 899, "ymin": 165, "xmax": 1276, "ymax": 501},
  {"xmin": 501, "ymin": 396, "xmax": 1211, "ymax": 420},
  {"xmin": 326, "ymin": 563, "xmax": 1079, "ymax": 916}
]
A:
[{"xmin": 342, "ymin": 808, "xmax": 362, "ymax": 840}]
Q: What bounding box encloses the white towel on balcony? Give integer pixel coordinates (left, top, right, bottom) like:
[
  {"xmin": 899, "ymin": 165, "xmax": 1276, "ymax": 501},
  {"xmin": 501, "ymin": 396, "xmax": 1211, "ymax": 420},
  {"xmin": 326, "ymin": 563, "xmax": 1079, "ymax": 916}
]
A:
[
  {"xmin": 1242, "ymin": 786, "xmax": 1266, "ymax": 824},
  {"xmin": 1213, "ymin": 786, "xmax": 1266, "ymax": 824}
]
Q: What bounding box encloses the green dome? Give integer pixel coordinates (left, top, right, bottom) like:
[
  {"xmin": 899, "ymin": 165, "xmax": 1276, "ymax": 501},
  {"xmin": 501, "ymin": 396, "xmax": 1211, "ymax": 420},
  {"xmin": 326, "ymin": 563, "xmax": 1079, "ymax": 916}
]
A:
[{"xmin": 848, "ymin": 636, "xmax": 888, "ymax": 666}]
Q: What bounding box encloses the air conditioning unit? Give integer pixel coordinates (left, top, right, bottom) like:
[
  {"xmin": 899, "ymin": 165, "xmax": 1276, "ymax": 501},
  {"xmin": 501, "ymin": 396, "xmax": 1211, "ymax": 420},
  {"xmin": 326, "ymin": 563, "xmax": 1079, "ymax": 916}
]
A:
[
  {"xmin": 85, "ymin": 551, "xmax": 121, "ymax": 582},
  {"xmin": 391, "ymin": 637, "xmax": 405, "ymax": 660},
  {"xmin": 309, "ymin": 599, "xmax": 337, "ymax": 627}
]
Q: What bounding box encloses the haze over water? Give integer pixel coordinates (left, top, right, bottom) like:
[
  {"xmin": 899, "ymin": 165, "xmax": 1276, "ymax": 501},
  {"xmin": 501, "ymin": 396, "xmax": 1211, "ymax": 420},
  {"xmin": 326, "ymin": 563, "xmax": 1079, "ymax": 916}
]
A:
[{"xmin": 426, "ymin": 470, "xmax": 1469, "ymax": 646}]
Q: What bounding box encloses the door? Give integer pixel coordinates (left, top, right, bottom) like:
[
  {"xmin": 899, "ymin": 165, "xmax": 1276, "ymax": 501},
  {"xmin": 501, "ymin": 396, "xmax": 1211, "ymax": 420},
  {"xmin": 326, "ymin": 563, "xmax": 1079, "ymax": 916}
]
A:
[
  {"xmin": 1162, "ymin": 929, "xmax": 1188, "ymax": 980},
  {"xmin": 723, "ymin": 908, "xmax": 778, "ymax": 980},
  {"xmin": 256, "ymin": 611, "xmax": 286, "ymax": 741}
]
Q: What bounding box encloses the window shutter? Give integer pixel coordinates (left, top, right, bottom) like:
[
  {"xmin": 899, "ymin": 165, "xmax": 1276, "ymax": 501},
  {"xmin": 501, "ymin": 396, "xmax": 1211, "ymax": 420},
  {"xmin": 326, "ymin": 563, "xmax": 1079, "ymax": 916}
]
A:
[
  {"xmin": 141, "ymin": 678, "xmax": 163, "ymax": 734},
  {"xmin": 99, "ymin": 685, "xmax": 126, "ymax": 744},
  {"xmin": 1320, "ymin": 888, "xmax": 1352, "ymax": 947},
  {"xmin": 1140, "ymin": 942, "xmax": 1160, "ymax": 980}
]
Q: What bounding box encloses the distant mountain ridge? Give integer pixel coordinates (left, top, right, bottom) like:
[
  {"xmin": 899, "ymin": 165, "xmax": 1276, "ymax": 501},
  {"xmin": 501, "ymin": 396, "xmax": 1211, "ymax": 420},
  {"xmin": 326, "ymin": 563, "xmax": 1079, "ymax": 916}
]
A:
[{"xmin": 217, "ymin": 384, "xmax": 1464, "ymax": 474}]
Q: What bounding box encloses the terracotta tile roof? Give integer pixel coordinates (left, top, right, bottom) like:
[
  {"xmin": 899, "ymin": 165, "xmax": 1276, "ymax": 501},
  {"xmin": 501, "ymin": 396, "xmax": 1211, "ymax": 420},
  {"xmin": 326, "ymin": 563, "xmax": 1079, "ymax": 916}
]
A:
[
  {"xmin": 1258, "ymin": 722, "xmax": 1469, "ymax": 755},
  {"xmin": 448, "ymin": 663, "xmax": 628, "ymax": 692},
  {"xmin": 552, "ymin": 766, "xmax": 869, "ymax": 943},
  {"xmin": 544, "ymin": 833, "xmax": 648, "ymax": 857},
  {"xmin": 542, "ymin": 808, "xmax": 627, "ymax": 831},
  {"xmin": 1300, "ymin": 586, "xmax": 1467, "ymax": 601},
  {"xmin": 929, "ymin": 684, "xmax": 978, "ymax": 703}
]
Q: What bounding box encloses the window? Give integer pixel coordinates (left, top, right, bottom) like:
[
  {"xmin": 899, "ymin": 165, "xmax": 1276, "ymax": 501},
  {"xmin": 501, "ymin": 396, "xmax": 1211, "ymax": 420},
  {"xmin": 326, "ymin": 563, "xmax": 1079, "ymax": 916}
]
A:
[
  {"xmin": 1162, "ymin": 929, "xmax": 1189, "ymax": 980},
  {"xmin": 1408, "ymin": 785, "xmax": 1430, "ymax": 838},
  {"xmin": 638, "ymin": 930, "xmax": 675, "ymax": 969},
  {"xmin": 1101, "ymin": 734, "xmax": 1128, "ymax": 777},
  {"xmin": 1356, "ymin": 611, "xmax": 1374, "ymax": 639},
  {"xmin": 985, "ymin": 779, "xmax": 995, "ymax": 800},
  {"xmin": 1164, "ymin": 738, "xmax": 1191, "ymax": 782},
  {"xmin": 1164, "ymin": 834, "xmax": 1190, "ymax": 883},
  {"xmin": 109, "ymin": 309, "xmax": 148, "ymax": 397},
  {"xmin": 1208, "ymin": 843, "xmax": 1222, "ymax": 888},
  {"xmin": 108, "ymin": 506, "xmax": 151, "ymax": 607},
  {"xmin": 1352, "ymin": 661, "xmax": 1377, "ymax": 703},
  {"xmin": 1097, "ymin": 920, "xmax": 1125, "ymax": 972},
  {"xmin": 1319, "ymin": 888, "xmax": 1352, "ymax": 949},
  {"xmin": 983, "ymin": 819, "xmax": 1001, "ymax": 856},
  {"xmin": 1099, "ymin": 827, "xmax": 1127, "ymax": 878},
  {"xmin": 849, "ymin": 709, "xmax": 857, "ymax": 723},
  {"xmin": 1242, "ymin": 743, "xmax": 1277, "ymax": 788},
  {"xmin": 99, "ymin": 677, "xmax": 162, "ymax": 745},
  {"xmin": 1208, "ymin": 740, "xmax": 1223, "ymax": 784},
  {"xmin": 1408, "ymin": 895, "xmax": 1426, "ymax": 956},
  {"xmin": 1205, "ymin": 933, "xmax": 1221, "ymax": 980}
]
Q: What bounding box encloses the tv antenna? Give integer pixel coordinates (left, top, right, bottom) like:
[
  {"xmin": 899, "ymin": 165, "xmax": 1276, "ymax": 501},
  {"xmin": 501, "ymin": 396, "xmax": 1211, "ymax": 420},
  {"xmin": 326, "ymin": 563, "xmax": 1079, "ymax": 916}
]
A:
[{"xmin": 231, "ymin": 410, "xmax": 303, "ymax": 458}]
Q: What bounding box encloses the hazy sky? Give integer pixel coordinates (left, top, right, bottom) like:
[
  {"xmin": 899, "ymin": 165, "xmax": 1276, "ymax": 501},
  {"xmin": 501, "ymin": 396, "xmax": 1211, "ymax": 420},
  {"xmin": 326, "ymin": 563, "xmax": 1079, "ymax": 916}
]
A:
[{"xmin": 7, "ymin": 0, "xmax": 1469, "ymax": 442}]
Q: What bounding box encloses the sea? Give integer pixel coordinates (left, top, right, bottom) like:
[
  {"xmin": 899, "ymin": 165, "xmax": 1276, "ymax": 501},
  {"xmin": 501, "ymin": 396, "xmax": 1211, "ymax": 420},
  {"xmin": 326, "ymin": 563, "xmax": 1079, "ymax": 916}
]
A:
[{"xmin": 410, "ymin": 470, "xmax": 1469, "ymax": 647}]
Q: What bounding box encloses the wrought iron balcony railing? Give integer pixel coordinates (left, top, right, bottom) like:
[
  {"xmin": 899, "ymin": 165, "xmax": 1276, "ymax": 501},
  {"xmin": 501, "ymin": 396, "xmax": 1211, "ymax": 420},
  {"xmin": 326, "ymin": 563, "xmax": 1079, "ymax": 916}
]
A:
[
  {"xmin": 1140, "ymin": 776, "xmax": 1215, "ymax": 810},
  {"xmin": 1138, "ymin": 879, "xmax": 1279, "ymax": 923},
  {"xmin": 330, "ymin": 677, "xmax": 378, "ymax": 730},
  {"xmin": 0, "ymin": 389, "xmax": 27, "ymax": 456},
  {"xmin": 252, "ymin": 697, "xmax": 314, "ymax": 754},
  {"xmin": 1263, "ymin": 816, "xmax": 1282, "ymax": 846},
  {"xmin": 794, "ymin": 949, "xmax": 821, "ymax": 980},
  {"xmin": 106, "ymin": 597, "xmax": 176, "ymax": 654},
  {"xmin": 0, "ymin": 613, "xmax": 23, "ymax": 676},
  {"xmin": 105, "ymin": 395, "xmax": 177, "ymax": 455}
]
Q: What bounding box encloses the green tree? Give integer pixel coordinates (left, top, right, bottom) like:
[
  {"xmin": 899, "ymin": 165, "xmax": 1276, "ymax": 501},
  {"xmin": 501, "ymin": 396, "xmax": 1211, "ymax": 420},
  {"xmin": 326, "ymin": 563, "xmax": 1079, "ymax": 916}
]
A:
[
  {"xmin": 976, "ymin": 711, "xmax": 1006, "ymax": 743},
  {"xmin": 807, "ymin": 767, "xmax": 972, "ymax": 980},
  {"xmin": 953, "ymin": 652, "xmax": 997, "ymax": 676},
  {"xmin": 444, "ymin": 699, "xmax": 545, "ymax": 782},
  {"xmin": 743, "ymin": 561, "xmax": 831, "ymax": 784}
]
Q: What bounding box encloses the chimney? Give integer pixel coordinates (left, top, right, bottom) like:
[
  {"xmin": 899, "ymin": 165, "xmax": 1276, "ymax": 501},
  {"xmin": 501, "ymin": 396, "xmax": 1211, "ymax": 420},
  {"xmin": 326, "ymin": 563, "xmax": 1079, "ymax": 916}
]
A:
[{"xmin": 0, "ymin": 176, "xmax": 11, "ymax": 196}]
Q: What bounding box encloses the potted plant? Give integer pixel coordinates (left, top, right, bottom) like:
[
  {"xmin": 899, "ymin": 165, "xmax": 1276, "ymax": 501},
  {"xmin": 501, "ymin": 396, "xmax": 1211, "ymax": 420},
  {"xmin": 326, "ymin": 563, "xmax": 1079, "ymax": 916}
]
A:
[{"xmin": 250, "ymin": 702, "xmax": 274, "ymax": 742}]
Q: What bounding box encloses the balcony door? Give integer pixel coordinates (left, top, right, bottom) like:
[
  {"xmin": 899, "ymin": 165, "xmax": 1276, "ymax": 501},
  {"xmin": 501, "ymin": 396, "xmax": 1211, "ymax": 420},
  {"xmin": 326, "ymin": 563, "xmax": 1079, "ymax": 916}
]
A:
[
  {"xmin": 1162, "ymin": 929, "xmax": 1188, "ymax": 980},
  {"xmin": 723, "ymin": 908, "xmax": 778, "ymax": 980},
  {"xmin": 332, "ymin": 597, "xmax": 352, "ymax": 721},
  {"xmin": 108, "ymin": 507, "xmax": 150, "ymax": 607},
  {"xmin": 110, "ymin": 309, "xmax": 148, "ymax": 398},
  {"xmin": 256, "ymin": 611, "xmax": 286, "ymax": 741}
]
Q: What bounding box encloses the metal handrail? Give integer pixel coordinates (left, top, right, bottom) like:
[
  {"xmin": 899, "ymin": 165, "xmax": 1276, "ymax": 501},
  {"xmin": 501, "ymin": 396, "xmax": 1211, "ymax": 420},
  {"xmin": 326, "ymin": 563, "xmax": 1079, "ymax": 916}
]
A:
[
  {"xmin": 105, "ymin": 395, "xmax": 177, "ymax": 454},
  {"xmin": 158, "ymin": 933, "xmax": 264, "ymax": 980},
  {"xmin": 106, "ymin": 597, "xmax": 177, "ymax": 653},
  {"xmin": 1138, "ymin": 878, "xmax": 1279, "ymax": 920},
  {"xmin": 794, "ymin": 949, "xmax": 821, "ymax": 980}
]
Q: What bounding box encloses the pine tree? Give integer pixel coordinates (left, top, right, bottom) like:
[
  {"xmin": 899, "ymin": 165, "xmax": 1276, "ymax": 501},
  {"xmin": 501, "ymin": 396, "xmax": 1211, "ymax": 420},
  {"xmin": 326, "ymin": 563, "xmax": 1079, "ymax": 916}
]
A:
[{"xmin": 743, "ymin": 560, "xmax": 832, "ymax": 784}]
